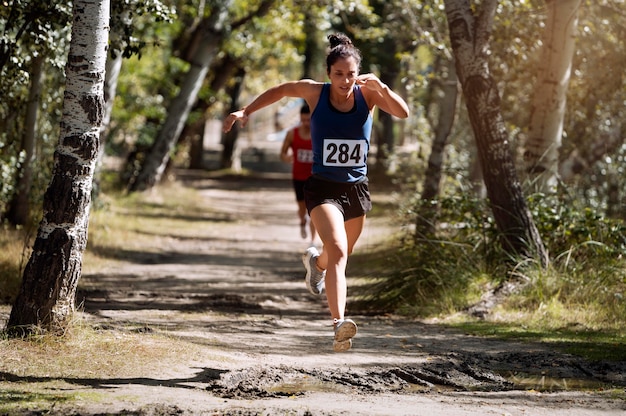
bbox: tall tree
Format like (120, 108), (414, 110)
(220, 67), (246, 170)
(443, 0), (548, 267)
(186, 54), (242, 169)
(523, 0), (582, 192)
(6, 0), (109, 335)
(416, 58), (459, 238)
(94, 0), (173, 195)
(5, 54), (44, 225)
(129, 0), (273, 192)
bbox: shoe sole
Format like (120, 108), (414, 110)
(333, 338), (352, 352)
(334, 320), (357, 343)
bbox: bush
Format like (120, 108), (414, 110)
(357, 190), (626, 330)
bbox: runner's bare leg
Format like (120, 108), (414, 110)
(311, 204), (365, 319)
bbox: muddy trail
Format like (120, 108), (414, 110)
(4, 154), (626, 415)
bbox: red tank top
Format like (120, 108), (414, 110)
(291, 127), (313, 181)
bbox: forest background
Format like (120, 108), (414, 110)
(0, 0), (625, 356)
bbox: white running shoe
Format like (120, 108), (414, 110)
(303, 246), (325, 295)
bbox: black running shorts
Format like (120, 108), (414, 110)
(304, 175), (372, 221)
(293, 179), (307, 201)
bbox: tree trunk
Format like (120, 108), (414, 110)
(415, 59), (458, 238)
(6, 54), (44, 226)
(129, 4), (230, 192)
(444, 0), (548, 267)
(302, 8), (323, 81)
(186, 54), (241, 169)
(6, 0), (109, 336)
(523, 0), (581, 192)
(92, 5), (128, 198)
(220, 68), (245, 170)
(373, 38), (401, 174)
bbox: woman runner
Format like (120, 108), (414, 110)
(223, 32), (409, 352)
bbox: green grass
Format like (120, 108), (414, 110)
(0, 386), (92, 414)
(348, 202), (626, 364)
(443, 319), (626, 361)
(0, 313), (228, 412)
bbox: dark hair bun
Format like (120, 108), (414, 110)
(328, 33), (352, 49)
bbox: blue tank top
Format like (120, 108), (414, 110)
(310, 83), (373, 183)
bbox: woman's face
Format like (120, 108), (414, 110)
(328, 56), (359, 95)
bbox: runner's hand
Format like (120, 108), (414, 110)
(223, 110), (248, 132)
(356, 74), (387, 93)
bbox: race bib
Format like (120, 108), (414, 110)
(322, 138), (366, 167)
(296, 148), (313, 164)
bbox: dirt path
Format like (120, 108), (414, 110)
(6, 164), (625, 415)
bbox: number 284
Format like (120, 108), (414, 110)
(323, 139), (365, 167)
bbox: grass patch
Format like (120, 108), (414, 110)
(0, 226), (34, 304)
(443, 319), (626, 361)
(85, 180), (228, 269)
(349, 238), (495, 317)
(0, 313), (228, 411)
(0, 317), (219, 379)
(348, 226), (626, 363)
(348, 186), (626, 363)
(0, 179), (220, 303)
(0, 385), (91, 414)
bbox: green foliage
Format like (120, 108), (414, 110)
(353, 238), (491, 317)
(110, 0), (175, 59)
(0, 0), (70, 223)
(354, 191), (507, 316)
(356, 184), (626, 335)
(528, 193), (626, 261)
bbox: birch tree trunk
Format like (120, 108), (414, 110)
(444, 0), (548, 267)
(523, 0), (581, 192)
(6, 0), (109, 335)
(93, 5), (129, 194)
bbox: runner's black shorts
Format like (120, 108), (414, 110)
(293, 179), (306, 201)
(304, 175), (372, 221)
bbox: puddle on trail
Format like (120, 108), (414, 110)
(267, 380), (339, 395)
(499, 371), (613, 392)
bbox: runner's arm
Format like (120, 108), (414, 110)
(357, 74), (409, 119)
(223, 80), (320, 133)
(280, 129), (295, 163)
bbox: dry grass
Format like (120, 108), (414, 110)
(85, 182), (213, 266)
(0, 227), (33, 304)
(3, 324), (182, 379)
(0, 313), (227, 411)
(0, 181), (236, 412)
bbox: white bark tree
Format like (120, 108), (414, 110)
(523, 0), (582, 192)
(6, 0), (109, 335)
